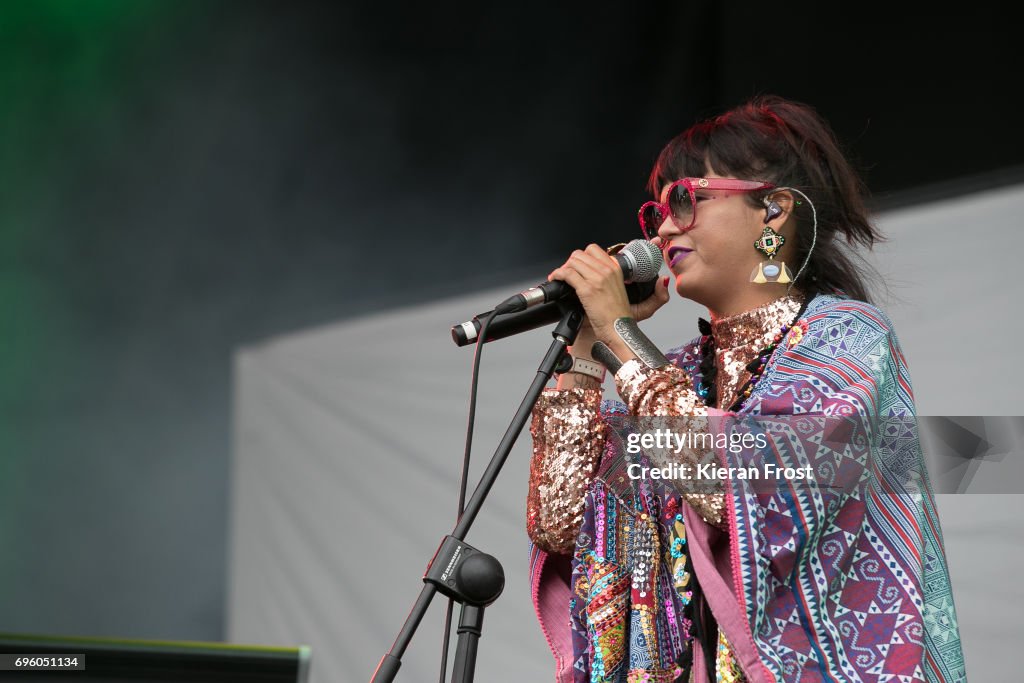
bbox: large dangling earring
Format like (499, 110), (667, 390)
(750, 200), (794, 284)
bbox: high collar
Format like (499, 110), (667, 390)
(707, 293), (806, 350)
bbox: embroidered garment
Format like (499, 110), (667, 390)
(527, 293), (966, 682)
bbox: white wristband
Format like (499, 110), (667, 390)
(562, 356), (606, 383)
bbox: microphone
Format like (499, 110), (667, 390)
(494, 239), (662, 314)
(451, 240), (663, 347)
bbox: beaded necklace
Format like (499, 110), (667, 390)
(696, 297), (810, 411)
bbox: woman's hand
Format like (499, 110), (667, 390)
(548, 244), (670, 350)
(634, 236), (671, 321)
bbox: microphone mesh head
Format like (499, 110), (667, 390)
(622, 239), (663, 282)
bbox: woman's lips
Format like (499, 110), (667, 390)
(667, 246), (693, 268)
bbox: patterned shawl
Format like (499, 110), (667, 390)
(529, 293), (966, 682)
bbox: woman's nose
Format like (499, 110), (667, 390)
(657, 216), (680, 240)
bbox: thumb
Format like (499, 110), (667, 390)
(632, 276), (671, 320)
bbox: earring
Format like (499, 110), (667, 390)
(751, 202), (794, 284)
(750, 188), (817, 293)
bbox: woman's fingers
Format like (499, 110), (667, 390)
(548, 246), (613, 290)
(546, 245), (631, 338)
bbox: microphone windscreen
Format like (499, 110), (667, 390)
(620, 239), (663, 282)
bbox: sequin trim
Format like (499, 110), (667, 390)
(527, 387), (605, 554)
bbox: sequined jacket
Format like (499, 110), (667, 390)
(527, 293), (967, 683)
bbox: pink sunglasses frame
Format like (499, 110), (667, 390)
(638, 177), (775, 239)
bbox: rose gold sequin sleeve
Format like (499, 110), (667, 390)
(614, 360), (726, 528)
(527, 387), (605, 555)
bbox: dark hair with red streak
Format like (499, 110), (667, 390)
(648, 95), (884, 303)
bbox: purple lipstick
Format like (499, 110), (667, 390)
(667, 246), (693, 268)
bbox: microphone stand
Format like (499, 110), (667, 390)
(371, 302), (586, 683)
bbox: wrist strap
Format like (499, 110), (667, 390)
(561, 356), (606, 382)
